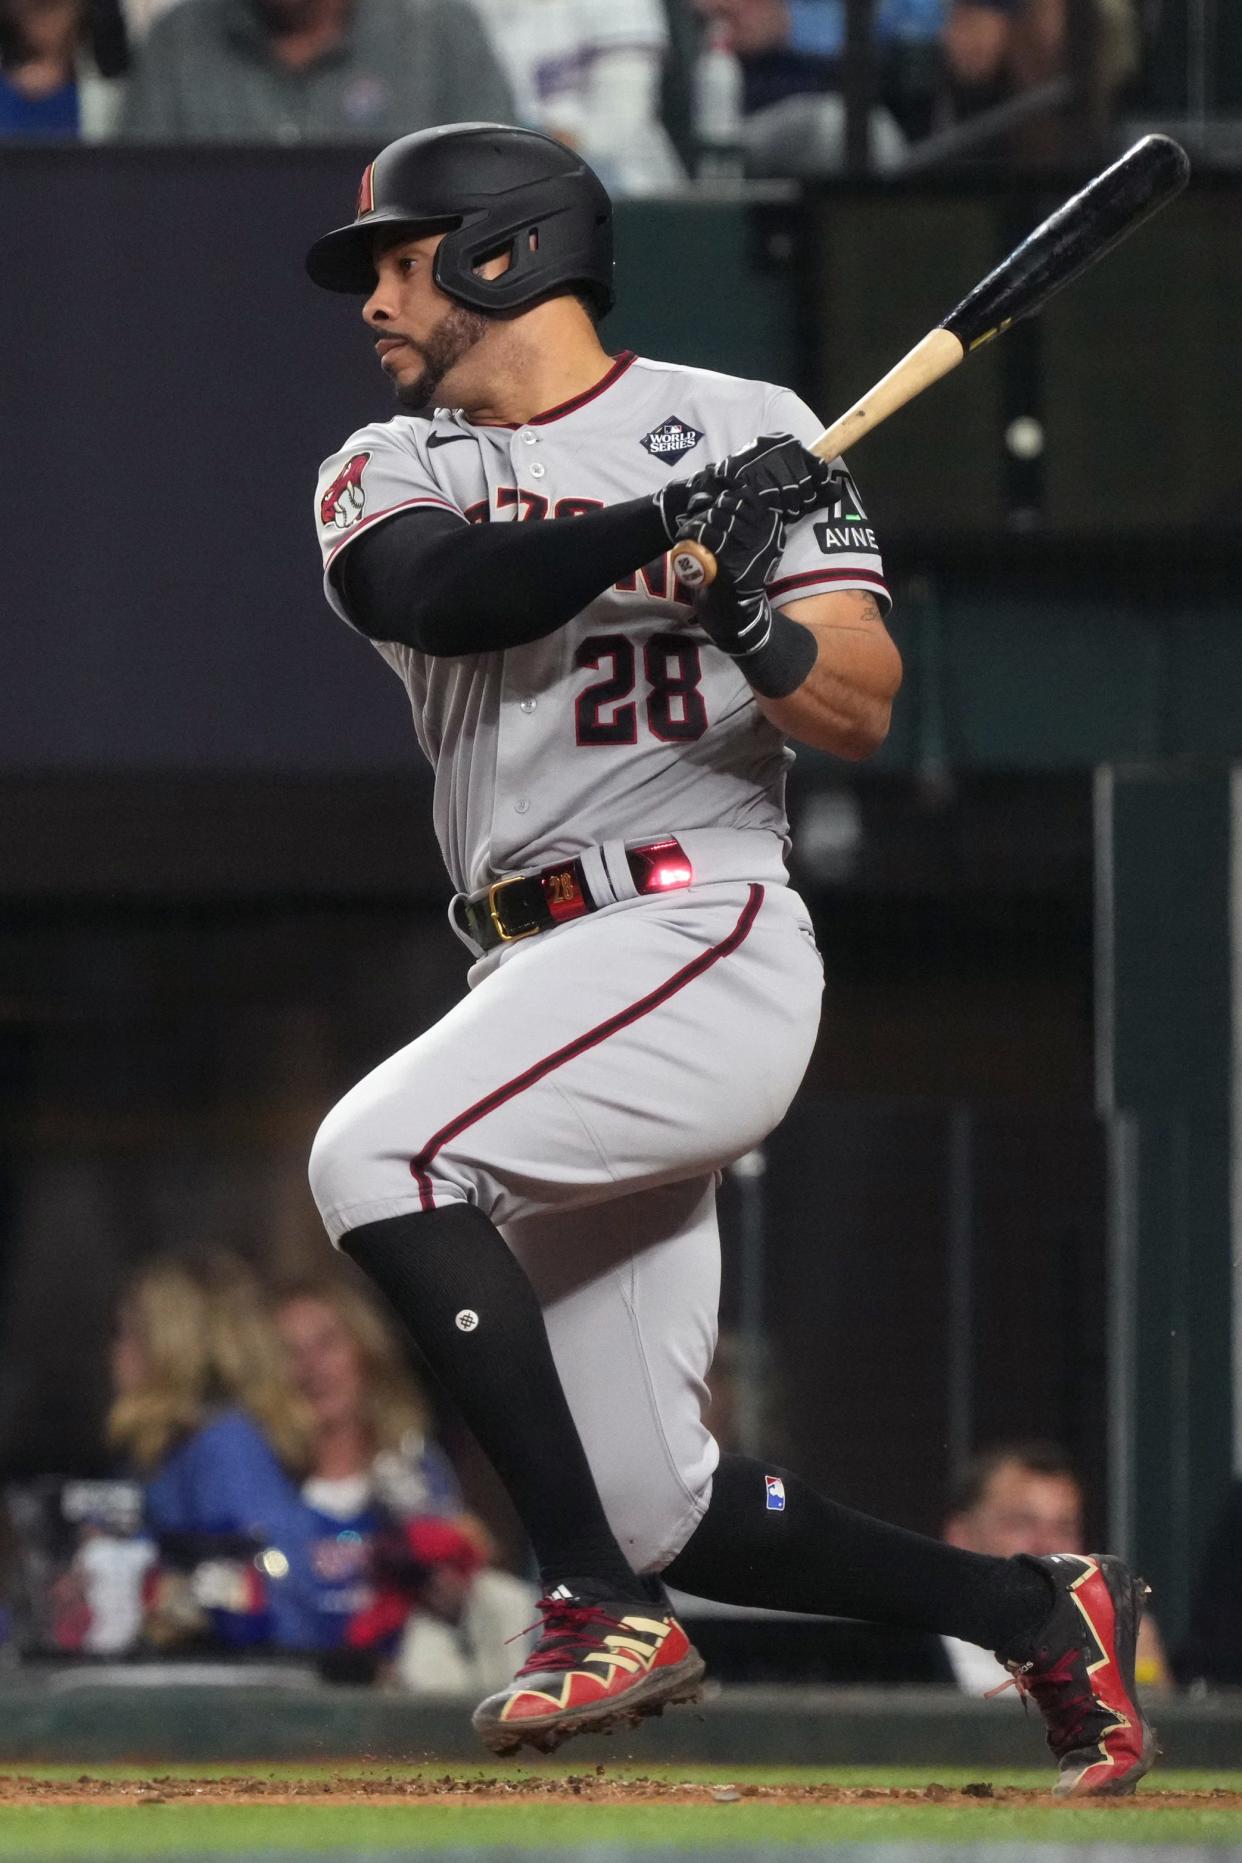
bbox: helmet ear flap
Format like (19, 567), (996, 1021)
(431, 193), (612, 318)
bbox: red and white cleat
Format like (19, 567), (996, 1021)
(471, 1581), (706, 1757)
(997, 1552), (1158, 1796)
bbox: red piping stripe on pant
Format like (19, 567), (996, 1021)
(409, 884), (765, 1211)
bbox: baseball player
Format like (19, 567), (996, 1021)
(305, 122), (1152, 1791)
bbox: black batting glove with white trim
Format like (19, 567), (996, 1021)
(653, 432), (835, 544)
(675, 484), (786, 660)
(719, 433), (838, 519)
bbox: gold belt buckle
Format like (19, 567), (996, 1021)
(486, 876), (540, 944)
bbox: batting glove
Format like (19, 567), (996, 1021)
(674, 483), (786, 660)
(654, 433), (834, 544)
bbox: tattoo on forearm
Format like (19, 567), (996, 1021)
(810, 591), (887, 636)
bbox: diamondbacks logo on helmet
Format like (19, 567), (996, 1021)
(356, 162), (376, 217)
(640, 418), (704, 467)
(320, 452), (370, 530)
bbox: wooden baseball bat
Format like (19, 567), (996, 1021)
(671, 134), (1190, 591)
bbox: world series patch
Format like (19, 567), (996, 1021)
(640, 417), (704, 466)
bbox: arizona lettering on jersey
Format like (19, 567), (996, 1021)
(314, 351), (889, 896)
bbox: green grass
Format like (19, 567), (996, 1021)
(0, 1765), (1238, 1856)
(3, 1801), (1242, 1855)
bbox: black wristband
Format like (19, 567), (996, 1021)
(729, 607), (818, 700)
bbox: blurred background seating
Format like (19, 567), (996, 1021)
(2, 0), (1235, 181)
(3, 1252), (533, 1685)
(118, 0), (514, 143)
(468, 0), (686, 194)
(687, 0), (1142, 175)
(0, 0), (127, 135)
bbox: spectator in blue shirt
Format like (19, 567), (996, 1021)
(0, 0), (126, 137)
(274, 1275), (536, 1686)
(108, 1251), (523, 1669)
(108, 1249), (325, 1651)
(273, 1275), (467, 1644)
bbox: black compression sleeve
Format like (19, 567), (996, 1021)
(334, 497), (671, 655)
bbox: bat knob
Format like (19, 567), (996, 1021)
(671, 541), (716, 590)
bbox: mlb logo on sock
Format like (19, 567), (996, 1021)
(764, 1475), (786, 1512)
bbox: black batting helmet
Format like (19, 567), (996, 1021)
(305, 121), (615, 318)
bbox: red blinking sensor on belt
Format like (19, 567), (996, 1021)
(630, 839), (693, 894)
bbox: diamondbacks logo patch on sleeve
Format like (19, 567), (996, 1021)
(320, 451), (369, 531)
(640, 418), (705, 466)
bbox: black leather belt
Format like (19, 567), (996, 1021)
(456, 838), (693, 954)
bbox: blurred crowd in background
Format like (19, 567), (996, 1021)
(4, 1248), (540, 1689)
(1, 1241), (1238, 1693)
(0, 0), (1237, 175)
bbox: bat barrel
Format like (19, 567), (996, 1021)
(673, 136), (1190, 597)
(941, 134), (1190, 353)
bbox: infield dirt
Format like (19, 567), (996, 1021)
(1, 1772), (1238, 1812)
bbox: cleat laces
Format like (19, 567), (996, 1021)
(511, 1597), (629, 1677)
(988, 1652), (1100, 1754)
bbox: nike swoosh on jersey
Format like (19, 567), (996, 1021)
(427, 433), (472, 449)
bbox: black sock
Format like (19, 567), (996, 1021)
(342, 1207), (642, 1599)
(663, 1454), (1054, 1652)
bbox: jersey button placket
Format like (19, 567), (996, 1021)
(496, 420), (538, 861)
(505, 422), (550, 855)
(513, 429), (545, 487)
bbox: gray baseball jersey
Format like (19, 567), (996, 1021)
(309, 352), (887, 1572)
(314, 350), (888, 896)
